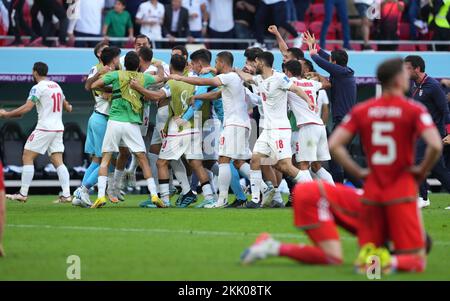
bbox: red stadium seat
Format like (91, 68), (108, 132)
(398, 44), (416, 51)
(293, 21), (307, 33)
(309, 3), (325, 20)
(309, 21), (337, 40)
(416, 44), (428, 51)
(399, 22), (410, 40)
(350, 43), (362, 51)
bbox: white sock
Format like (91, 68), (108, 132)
(107, 172), (115, 194)
(239, 162), (251, 179)
(206, 169), (217, 194)
(98, 176), (107, 198)
(314, 168), (335, 185)
(159, 182), (170, 202)
(273, 188), (282, 203)
(170, 159), (190, 195)
(250, 169), (262, 203)
(146, 177), (158, 197)
(294, 170), (313, 183)
(127, 154), (138, 174)
(147, 152), (159, 182)
(211, 162), (219, 176)
(218, 163), (232, 201)
(169, 169), (174, 191)
(20, 165), (34, 196)
(201, 182), (214, 201)
(114, 169), (125, 190)
(56, 165), (71, 197)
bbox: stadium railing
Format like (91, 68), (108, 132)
(1, 36), (449, 51)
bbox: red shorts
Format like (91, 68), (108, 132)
(292, 182), (339, 244)
(358, 201), (425, 252)
(363, 175), (418, 204)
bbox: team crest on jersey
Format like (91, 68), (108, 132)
(419, 89), (423, 97)
(283, 76), (290, 83)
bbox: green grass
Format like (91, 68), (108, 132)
(1, 193), (449, 281)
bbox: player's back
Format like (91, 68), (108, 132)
(341, 95), (434, 202)
(217, 72), (249, 128)
(31, 80), (65, 131)
(288, 78), (323, 126)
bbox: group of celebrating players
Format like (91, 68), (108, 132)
(0, 25), (443, 274)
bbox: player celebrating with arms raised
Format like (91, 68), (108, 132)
(329, 58), (443, 274)
(0, 62), (73, 204)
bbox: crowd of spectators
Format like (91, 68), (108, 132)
(0, 0), (448, 50)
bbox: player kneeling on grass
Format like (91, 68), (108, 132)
(0, 62), (73, 204)
(90, 51), (165, 208)
(131, 54), (216, 208)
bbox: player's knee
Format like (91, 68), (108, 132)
(299, 161), (310, 170)
(156, 159), (168, 169)
(311, 162), (321, 172)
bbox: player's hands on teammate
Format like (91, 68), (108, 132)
(99, 65), (112, 76)
(130, 78), (142, 90)
(174, 116), (188, 127)
(169, 74), (183, 81)
(200, 66), (216, 75)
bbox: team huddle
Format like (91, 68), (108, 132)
(0, 26), (444, 275)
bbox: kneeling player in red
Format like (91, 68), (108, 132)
(240, 181), (361, 266)
(329, 58), (443, 274)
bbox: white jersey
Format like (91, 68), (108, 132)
(252, 72), (292, 130)
(217, 72), (250, 129)
(317, 89), (329, 118)
(88, 65), (110, 115)
(28, 80), (66, 131)
(288, 78), (323, 126)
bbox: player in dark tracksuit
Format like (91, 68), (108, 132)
(405, 55), (450, 203)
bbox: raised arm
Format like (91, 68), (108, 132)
(169, 74), (222, 87)
(268, 25), (289, 58)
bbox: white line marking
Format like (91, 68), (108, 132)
(7, 224), (450, 246)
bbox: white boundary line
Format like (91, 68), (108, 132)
(7, 224), (450, 246)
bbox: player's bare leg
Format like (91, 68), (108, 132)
(310, 162), (334, 185)
(91, 152), (113, 208)
(294, 161), (313, 182)
(241, 233), (343, 265)
(108, 147), (129, 202)
(50, 152), (72, 203)
(6, 149), (40, 203)
(132, 151), (161, 207)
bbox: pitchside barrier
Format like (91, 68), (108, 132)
(0, 48), (448, 190)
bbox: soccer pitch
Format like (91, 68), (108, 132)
(1, 194), (449, 281)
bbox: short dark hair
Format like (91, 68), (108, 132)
(100, 46), (121, 65)
(94, 41), (109, 59)
(287, 47), (304, 60)
(124, 51), (140, 71)
(244, 47), (264, 62)
(138, 46), (153, 62)
(116, 0), (126, 6)
(33, 62), (48, 76)
(190, 49), (211, 64)
(284, 60), (302, 77)
(217, 51), (234, 66)
(331, 49), (348, 66)
(170, 54), (187, 72)
(300, 58), (315, 73)
(256, 51), (274, 68)
(404, 55), (425, 72)
(172, 45), (188, 59)
(135, 34), (151, 44)
(376, 57), (404, 88)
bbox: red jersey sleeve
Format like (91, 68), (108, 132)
(0, 161), (4, 191)
(339, 109), (360, 134)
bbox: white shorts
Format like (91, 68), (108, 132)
(159, 130), (203, 160)
(102, 120), (146, 153)
(218, 125), (252, 160)
(25, 129), (64, 155)
(202, 118), (221, 161)
(291, 130), (299, 155)
(253, 129), (292, 163)
(295, 124), (331, 162)
(150, 105), (169, 145)
(140, 105), (151, 137)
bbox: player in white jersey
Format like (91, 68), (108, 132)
(236, 51), (316, 208)
(0, 62), (73, 203)
(283, 60), (334, 185)
(170, 51), (253, 208)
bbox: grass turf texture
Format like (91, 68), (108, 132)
(1, 193), (449, 281)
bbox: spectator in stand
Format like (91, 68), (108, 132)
(429, 0), (450, 51)
(295, 0), (311, 21)
(8, 0), (42, 46)
(354, 0), (374, 50)
(34, 0), (69, 47)
(320, 0), (352, 50)
(254, 0), (303, 48)
(408, 0), (421, 39)
(234, 0), (257, 41)
(72, 0), (105, 48)
(303, 31), (358, 185)
(162, 0), (192, 41)
(378, 0), (404, 51)
(182, 0), (209, 38)
(136, 0), (165, 43)
(208, 0), (235, 49)
(102, 0), (134, 47)
(126, 0), (146, 35)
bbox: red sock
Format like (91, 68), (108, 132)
(393, 254), (426, 272)
(279, 244), (342, 265)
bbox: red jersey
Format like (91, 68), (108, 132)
(340, 95), (435, 203)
